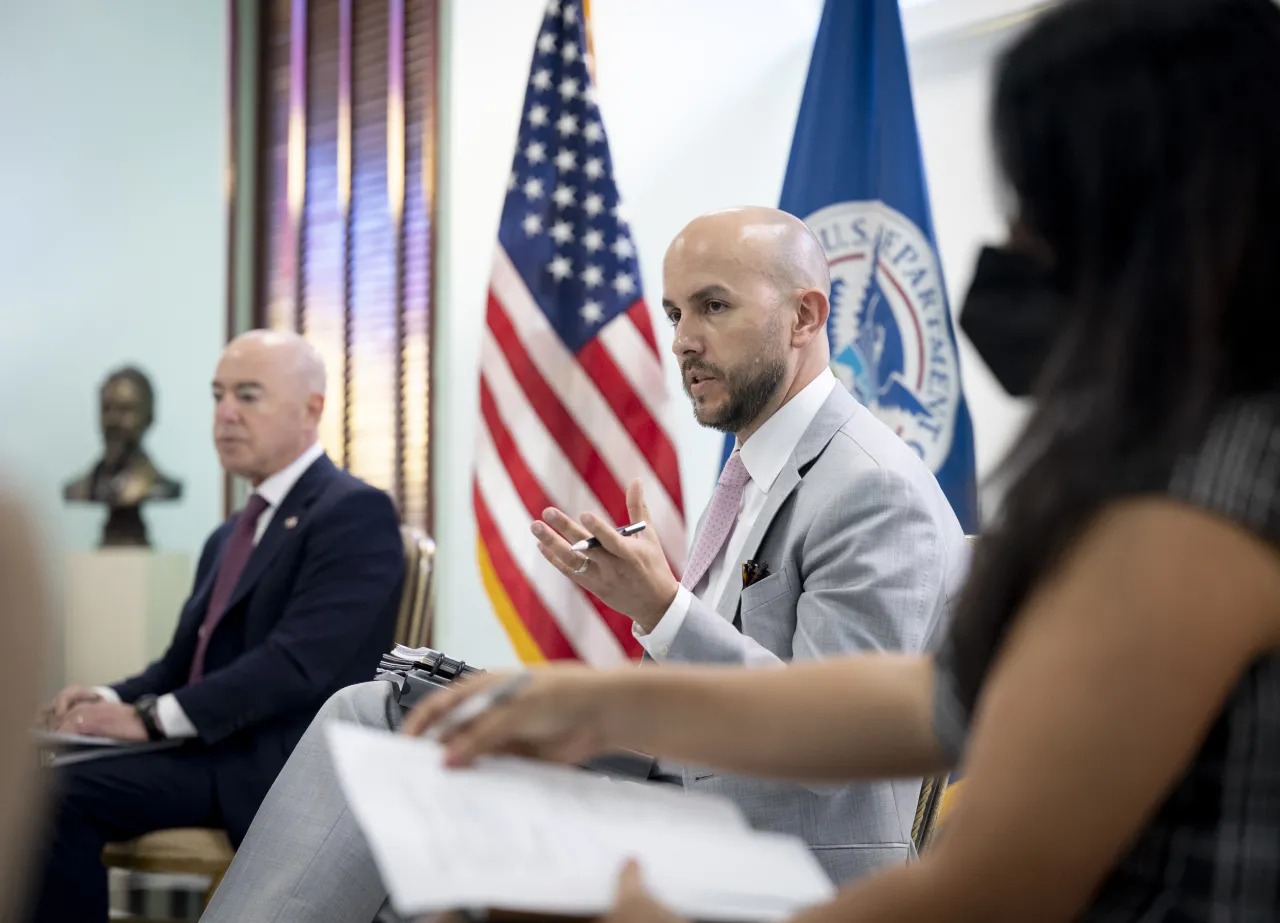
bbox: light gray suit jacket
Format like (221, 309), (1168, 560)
(662, 384), (969, 884)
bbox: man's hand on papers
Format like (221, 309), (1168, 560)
(606, 860), (689, 923)
(531, 479), (678, 633)
(400, 667), (621, 767)
(36, 684), (102, 730)
(58, 702), (148, 742)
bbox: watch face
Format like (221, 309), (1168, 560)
(135, 697), (162, 739)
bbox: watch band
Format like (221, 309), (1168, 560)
(133, 695), (165, 741)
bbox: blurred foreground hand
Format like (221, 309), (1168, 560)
(400, 666), (629, 768)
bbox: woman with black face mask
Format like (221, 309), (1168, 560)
(958, 227), (1065, 399)
(404, 0), (1280, 919)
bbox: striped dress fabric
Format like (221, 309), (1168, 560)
(934, 397), (1280, 921)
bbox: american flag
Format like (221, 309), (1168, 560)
(474, 0), (686, 665)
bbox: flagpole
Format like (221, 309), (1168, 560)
(582, 0), (598, 86)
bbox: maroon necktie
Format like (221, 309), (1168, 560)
(188, 494), (270, 683)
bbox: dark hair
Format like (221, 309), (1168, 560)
(950, 0), (1280, 709)
(101, 366), (156, 425)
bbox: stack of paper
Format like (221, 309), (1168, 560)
(389, 643), (434, 661)
(327, 723), (835, 922)
(32, 729), (182, 767)
(33, 730), (130, 748)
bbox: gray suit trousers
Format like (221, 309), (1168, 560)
(200, 681), (401, 923)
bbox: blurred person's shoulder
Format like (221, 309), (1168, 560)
(1169, 394), (1280, 546)
(302, 461), (400, 531)
(0, 482), (36, 549)
(0, 483), (45, 600)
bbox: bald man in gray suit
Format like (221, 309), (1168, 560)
(201, 208), (968, 923)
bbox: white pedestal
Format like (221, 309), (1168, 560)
(64, 550), (192, 688)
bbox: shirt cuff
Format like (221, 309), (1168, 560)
(633, 586), (693, 660)
(156, 693), (199, 739)
(93, 686), (121, 704)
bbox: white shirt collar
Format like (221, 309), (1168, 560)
(253, 441), (325, 509)
(737, 368), (837, 494)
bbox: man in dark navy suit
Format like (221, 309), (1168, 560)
(28, 329), (405, 923)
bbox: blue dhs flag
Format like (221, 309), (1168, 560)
(724, 0), (978, 531)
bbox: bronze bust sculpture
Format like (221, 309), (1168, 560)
(63, 367), (182, 547)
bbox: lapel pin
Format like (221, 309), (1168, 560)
(284, 516), (298, 530)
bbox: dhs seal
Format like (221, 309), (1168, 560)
(806, 201), (960, 472)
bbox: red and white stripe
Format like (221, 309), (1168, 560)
(475, 248), (687, 663)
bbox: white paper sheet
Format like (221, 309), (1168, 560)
(390, 644), (434, 661)
(33, 730), (133, 747)
(326, 723), (836, 921)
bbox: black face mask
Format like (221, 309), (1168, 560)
(958, 245), (1069, 397)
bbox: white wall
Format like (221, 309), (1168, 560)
(0, 3), (228, 646)
(433, 0), (1032, 666)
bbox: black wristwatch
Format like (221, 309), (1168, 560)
(133, 695), (165, 741)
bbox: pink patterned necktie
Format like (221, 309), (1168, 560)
(682, 450), (751, 591)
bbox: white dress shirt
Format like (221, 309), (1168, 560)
(636, 370), (837, 657)
(96, 442), (326, 737)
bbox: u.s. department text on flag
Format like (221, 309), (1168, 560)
(474, 0), (686, 665)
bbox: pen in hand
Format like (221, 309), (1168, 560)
(423, 672), (533, 743)
(569, 521), (647, 553)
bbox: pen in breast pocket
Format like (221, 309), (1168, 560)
(569, 521), (647, 553)
(424, 671), (533, 742)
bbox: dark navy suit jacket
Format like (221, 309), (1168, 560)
(111, 455), (404, 841)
